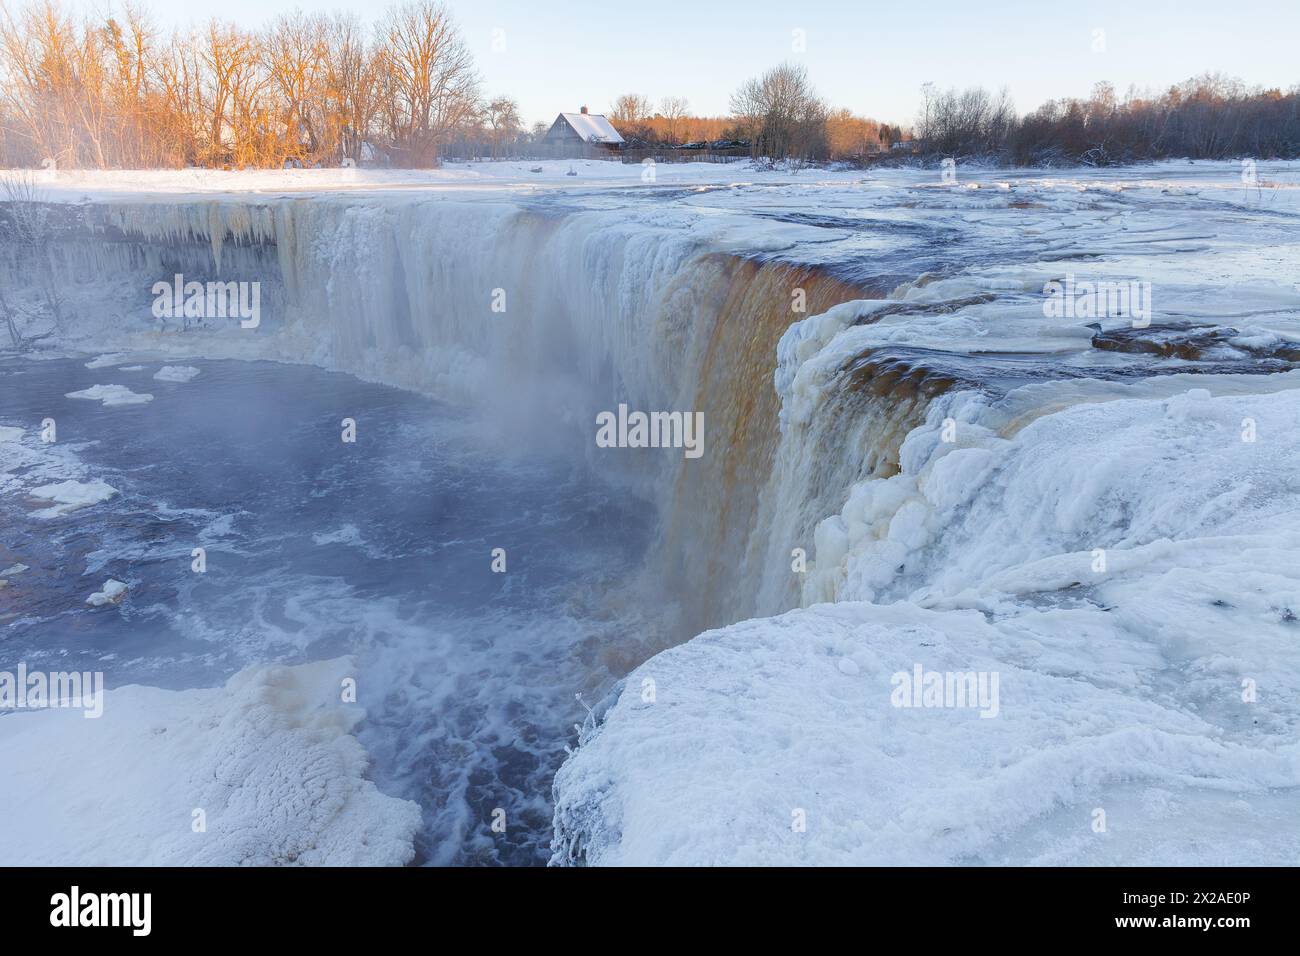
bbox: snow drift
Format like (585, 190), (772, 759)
(550, 378), (1300, 864)
(0, 658), (421, 865)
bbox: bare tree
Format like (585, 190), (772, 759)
(609, 92), (654, 140)
(914, 85), (1013, 157)
(321, 11), (379, 165)
(102, 4), (164, 166)
(729, 62), (828, 162)
(609, 93), (652, 126)
(484, 95), (520, 159)
(825, 107), (881, 161)
(263, 11), (330, 165)
(0, 0), (91, 165)
(196, 20), (264, 167)
(660, 95), (688, 144)
(375, 0), (478, 166)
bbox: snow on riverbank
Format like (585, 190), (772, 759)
(553, 603), (1300, 866)
(19, 158), (1300, 205)
(551, 382), (1300, 865)
(0, 658), (421, 865)
(12, 159), (859, 202)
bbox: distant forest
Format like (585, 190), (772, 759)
(0, 0), (1296, 169)
(915, 76), (1300, 166)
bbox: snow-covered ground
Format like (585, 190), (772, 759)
(0, 658), (421, 865)
(3, 159), (1299, 866)
(545, 161), (1300, 866)
(22, 156), (1300, 200)
(553, 383), (1300, 865)
(17, 158), (867, 201)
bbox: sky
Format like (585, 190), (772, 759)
(133, 0), (1300, 127)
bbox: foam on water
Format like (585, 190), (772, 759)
(0, 357), (656, 865)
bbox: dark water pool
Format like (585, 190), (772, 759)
(0, 355), (656, 864)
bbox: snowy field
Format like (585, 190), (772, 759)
(2, 159), (1299, 866)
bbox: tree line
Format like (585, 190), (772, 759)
(0, 0), (485, 168)
(721, 66), (1300, 166)
(0, 2), (898, 169)
(918, 75), (1300, 165)
(1, 0), (1296, 169)
(610, 67), (900, 161)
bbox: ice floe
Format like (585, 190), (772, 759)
(65, 384), (153, 406)
(28, 479), (119, 518)
(85, 579), (128, 606)
(153, 365), (200, 382)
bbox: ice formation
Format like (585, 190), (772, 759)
(552, 384), (1300, 865)
(85, 579), (128, 606)
(0, 658), (422, 866)
(29, 479), (119, 517)
(4, 160), (1299, 865)
(153, 365), (200, 382)
(65, 383), (154, 406)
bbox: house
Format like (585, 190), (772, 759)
(544, 106), (624, 152)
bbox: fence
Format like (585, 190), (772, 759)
(617, 146), (750, 165)
(435, 142), (752, 165)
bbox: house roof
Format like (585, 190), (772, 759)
(556, 112), (624, 144)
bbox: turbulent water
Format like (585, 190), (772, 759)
(14, 194), (891, 631)
(0, 355), (656, 865)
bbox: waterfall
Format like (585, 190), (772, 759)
(3, 194), (956, 637)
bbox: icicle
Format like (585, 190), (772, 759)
(208, 204), (224, 273)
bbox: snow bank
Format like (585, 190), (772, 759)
(0, 658), (421, 866)
(553, 601), (1300, 866)
(553, 384), (1300, 865)
(26, 159), (1300, 207)
(25, 160), (829, 203)
(806, 384), (1300, 608)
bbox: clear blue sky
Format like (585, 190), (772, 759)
(136, 0), (1299, 127)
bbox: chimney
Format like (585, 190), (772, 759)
(580, 105), (589, 115)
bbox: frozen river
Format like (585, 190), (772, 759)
(3, 160), (1300, 866)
